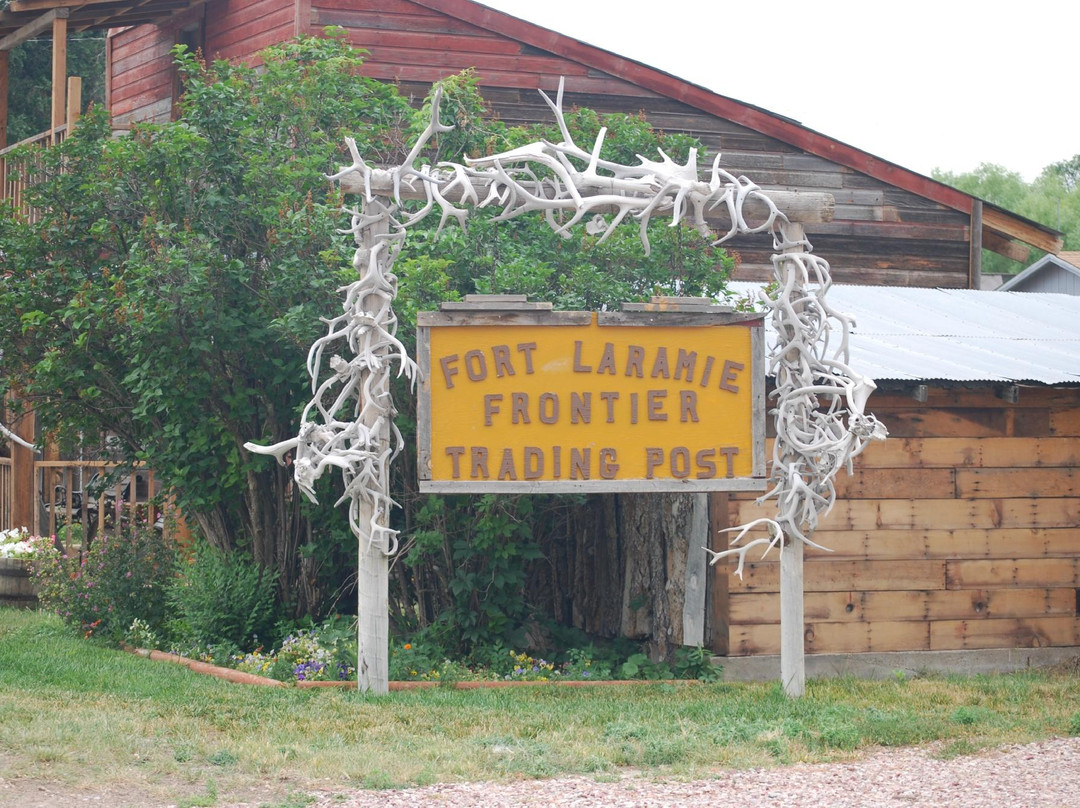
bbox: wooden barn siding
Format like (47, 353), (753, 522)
(725, 386), (1080, 656)
(109, 0), (294, 125)
(205, 0), (296, 61)
(107, 0), (973, 287)
(324, 0), (973, 289)
(110, 24), (179, 123)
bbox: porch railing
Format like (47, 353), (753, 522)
(0, 75), (80, 221)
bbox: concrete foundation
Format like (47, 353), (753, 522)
(718, 647), (1080, 682)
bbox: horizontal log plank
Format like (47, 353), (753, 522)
(803, 527), (1080, 560)
(728, 559), (945, 594)
(731, 264), (969, 288)
(929, 616), (1080, 651)
(869, 388), (1080, 410)
(832, 468), (954, 499)
(956, 468), (1080, 498)
(946, 558), (1080, 589)
(881, 409), (1012, 438)
(730, 588), (1076, 624)
(730, 620), (930, 656)
(852, 437), (1080, 469)
(1051, 408), (1080, 436)
(731, 497), (1080, 531)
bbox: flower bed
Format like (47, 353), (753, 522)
(0, 528), (48, 607)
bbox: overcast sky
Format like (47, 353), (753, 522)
(476, 0), (1077, 182)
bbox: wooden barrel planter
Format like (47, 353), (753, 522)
(0, 558), (38, 608)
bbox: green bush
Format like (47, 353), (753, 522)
(167, 539), (278, 651)
(31, 527), (172, 641)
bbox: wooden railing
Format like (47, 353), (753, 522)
(1, 76), (80, 221)
(0, 457), (173, 543)
(35, 461), (170, 544)
(0, 125), (67, 224)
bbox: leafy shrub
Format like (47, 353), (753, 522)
(167, 539), (278, 651)
(31, 527), (172, 641)
(672, 645), (723, 682)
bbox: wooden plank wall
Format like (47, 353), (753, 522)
(725, 385), (1080, 656)
(109, 0), (294, 125)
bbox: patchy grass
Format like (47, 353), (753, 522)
(2, 609), (1078, 805)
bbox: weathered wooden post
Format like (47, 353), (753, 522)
(779, 223), (807, 697)
(356, 206), (391, 693)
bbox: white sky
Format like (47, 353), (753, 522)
(476, 0), (1078, 182)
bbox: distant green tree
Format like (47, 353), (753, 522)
(935, 157), (1080, 273)
(3, 31), (106, 145)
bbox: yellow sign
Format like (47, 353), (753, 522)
(418, 308), (765, 493)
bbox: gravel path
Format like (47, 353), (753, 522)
(305, 737), (1080, 808)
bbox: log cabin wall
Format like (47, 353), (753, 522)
(109, 0), (295, 126)
(723, 384), (1080, 657)
(106, 0), (978, 289)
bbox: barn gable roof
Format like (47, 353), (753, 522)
(408, 0), (1060, 256)
(998, 253), (1080, 294)
(2, 0), (1062, 260)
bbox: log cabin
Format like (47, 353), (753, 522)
(1, 0), (1076, 670)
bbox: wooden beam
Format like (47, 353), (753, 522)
(982, 229), (1032, 264)
(681, 493), (708, 647)
(338, 170), (835, 225)
(983, 205), (1063, 254)
(0, 50), (8, 149)
(9, 0), (91, 12)
(0, 7), (67, 52)
(66, 74), (81, 127)
(10, 405), (36, 533)
(50, 11), (67, 135)
(779, 223), (806, 698)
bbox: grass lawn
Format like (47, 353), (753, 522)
(2, 608), (1079, 807)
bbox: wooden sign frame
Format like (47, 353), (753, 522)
(417, 296), (767, 494)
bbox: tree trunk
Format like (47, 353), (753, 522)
(559, 492), (702, 661)
(617, 492), (696, 661)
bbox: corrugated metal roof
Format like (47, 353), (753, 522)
(724, 283), (1080, 384)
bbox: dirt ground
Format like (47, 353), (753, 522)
(4, 737), (1080, 808)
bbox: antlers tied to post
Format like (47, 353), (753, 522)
(246, 77), (885, 557)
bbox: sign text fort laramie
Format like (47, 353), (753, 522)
(417, 296), (767, 494)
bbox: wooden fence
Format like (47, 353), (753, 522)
(0, 457), (169, 542)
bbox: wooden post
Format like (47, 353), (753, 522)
(50, 12), (67, 140)
(682, 492), (709, 647)
(969, 200), (983, 290)
(780, 222), (807, 698)
(66, 76), (82, 129)
(10, 406), (36, 533)
(356, 209), (390, 695)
